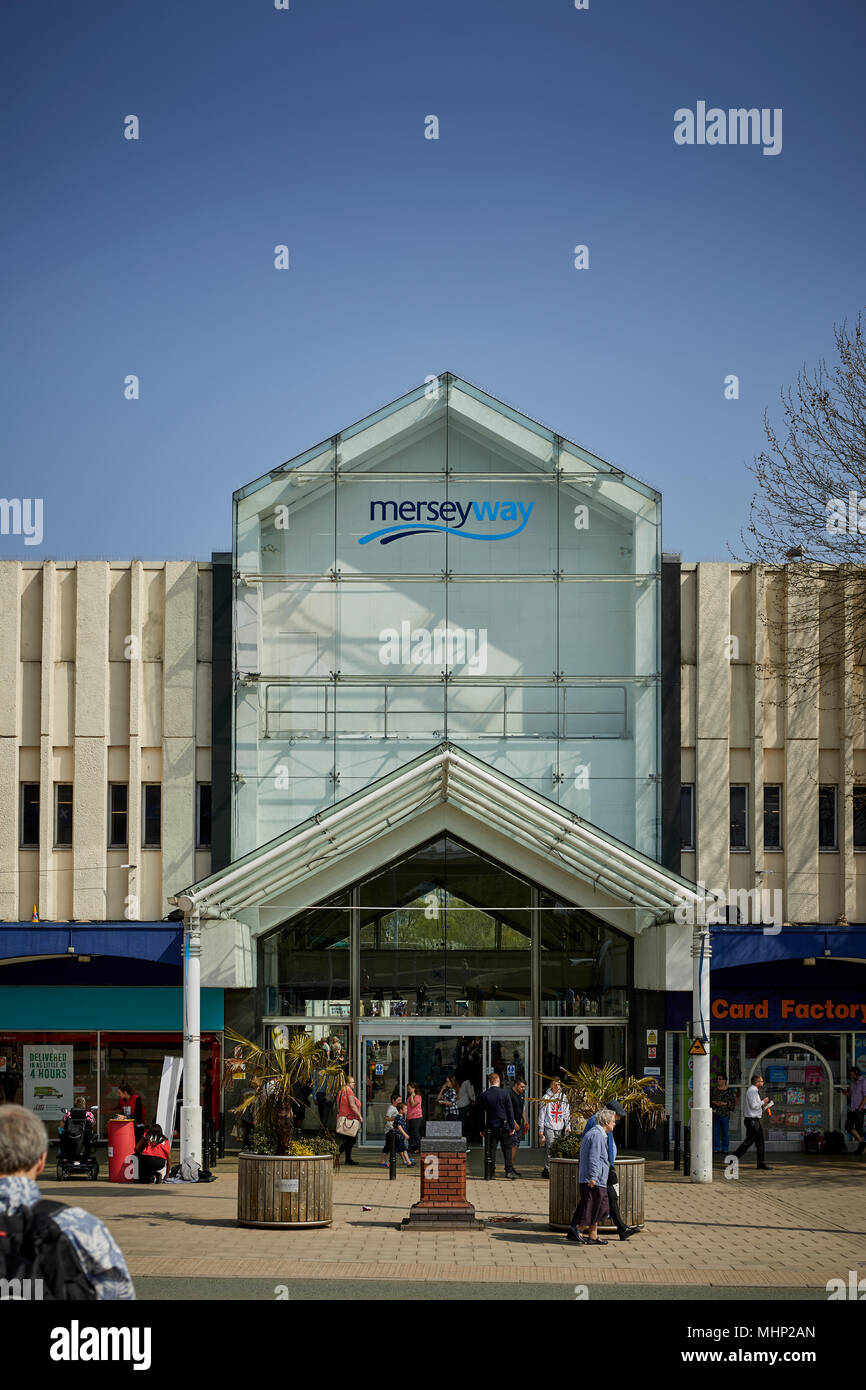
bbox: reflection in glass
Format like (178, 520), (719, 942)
(539, 892), (630, 1017)
(360, 837), (530, 1018)
(261, 896), (351, 1017)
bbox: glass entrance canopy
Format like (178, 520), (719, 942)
(233, 374), (662, 860)
(260, 834), (631, 1021)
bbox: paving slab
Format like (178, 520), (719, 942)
(36, 1151), (866, 1291)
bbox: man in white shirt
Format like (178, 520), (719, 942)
(733, 1074), (772, 1170)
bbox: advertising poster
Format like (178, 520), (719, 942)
(23, 1044), (74, 1124)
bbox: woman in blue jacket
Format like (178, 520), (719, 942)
(568, 1108), (617, 1246)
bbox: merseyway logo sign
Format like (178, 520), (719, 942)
(358, 498), (534, 547)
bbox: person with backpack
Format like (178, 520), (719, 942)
(0, 1104), (134, 1299)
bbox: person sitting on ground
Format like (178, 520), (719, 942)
(133, 1123), (171, 1184)
(0, 1104), (135, 1299)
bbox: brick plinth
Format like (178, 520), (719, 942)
(403, 1141), (482, 1230)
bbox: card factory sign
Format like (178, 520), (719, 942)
(668, 990), (866, 1031)
(710, 994), (866, 1028)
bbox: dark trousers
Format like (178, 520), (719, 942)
(136, 1154), (166, 1183)
(338, 1134), (357, 1161)
(407, 1118), (422, 1153)
(606, 1174), (626, 1235)
(316, 1093), (331, 1127)
(734, 1116), (766, 1165)
(488, 1128), (515, 1173)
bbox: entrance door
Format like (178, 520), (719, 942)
(358, 1027), (531, 1145)
(360, 1036), (405, 1145)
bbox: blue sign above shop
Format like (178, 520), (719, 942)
(667, 989), (866, 1031)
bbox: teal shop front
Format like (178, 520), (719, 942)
(0, 985), (224, 1142)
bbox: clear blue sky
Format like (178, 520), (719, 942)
(1, 0), (864, 561)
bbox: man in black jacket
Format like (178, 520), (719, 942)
(479, 1074), (518, 1178)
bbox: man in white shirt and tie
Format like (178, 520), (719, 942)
(733, 1074), (772, 1170)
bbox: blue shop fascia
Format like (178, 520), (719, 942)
(664, 924), (866, 1154)
(0, 924), (224, 1138)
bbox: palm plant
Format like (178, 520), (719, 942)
(223, 1026), (346, 1156)
(534, 1062), (665, 1158)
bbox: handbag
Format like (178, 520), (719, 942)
(336, 1114), (360, 1138)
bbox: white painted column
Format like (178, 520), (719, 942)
(181, 908), (202, 1168)
(690, 921), (713, 1183)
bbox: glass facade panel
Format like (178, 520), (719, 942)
(446, 473), (557, 577)
(261, 895), (351, 1017)
(338, 474), (448, 574)
(358, 838), (531, 1019)
(233, 376), (662, 860)
(539, 892), (630, 1017)
(542, 1024), (626, 1084)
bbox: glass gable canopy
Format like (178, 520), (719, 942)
(233, 374), (661, 859)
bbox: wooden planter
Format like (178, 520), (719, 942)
(237, 1152), (333, 1228)
(549, 1156), (645, 1232)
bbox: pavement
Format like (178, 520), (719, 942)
(37, 1150), (866, 1300)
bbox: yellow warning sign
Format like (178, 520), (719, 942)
(688, 1037), (707, 1057)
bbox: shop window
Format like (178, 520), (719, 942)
(108, 783), (128, 848)
(854, 786), (866, 850)
(54, 783), (73, 848)
(730, 785), (749, 851)
(819, 785), (838, 850)
(764, 784), (782, 850)
(142, 784), (161, 848)
(196, 783), (212, 849)
(680, 784), (695, 851)
(20, 783), (40, 848)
